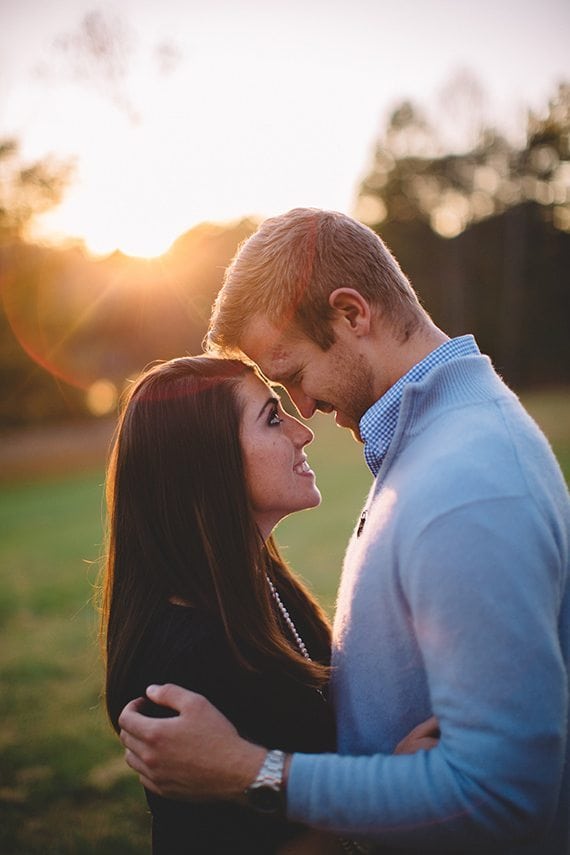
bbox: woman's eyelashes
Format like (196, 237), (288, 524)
(268, 405), (284, 426)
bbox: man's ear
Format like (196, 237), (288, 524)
(328, 288), (371, 336)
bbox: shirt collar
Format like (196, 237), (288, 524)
(360, 335), (480, 476)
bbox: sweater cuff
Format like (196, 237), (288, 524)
(286, 752), (318, 823)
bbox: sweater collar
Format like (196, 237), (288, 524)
(360, 335), (480, 476)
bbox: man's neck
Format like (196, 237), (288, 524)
(368, 321), (449, 402)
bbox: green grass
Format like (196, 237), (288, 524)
(0, 471), (150, 854)
(0, 390), (568, 853)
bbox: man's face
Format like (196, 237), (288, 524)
(239, 315), (375, 442)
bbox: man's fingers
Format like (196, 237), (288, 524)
(118, 696), (149, 734)
(123, 748), (162, 794)
(118, 686), (204, 743)
(124, 746), (148, 776)
(116, 683), (246, 801)
(145, 683), (204, 713)
(120, 727), (150, 758)
(123, 741), (168, 792)
(137, 773), (162, 795)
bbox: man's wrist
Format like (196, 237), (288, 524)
(243, 748), (291, 815)
(226, 740), (267, 801)
(283, 752), (292, 787)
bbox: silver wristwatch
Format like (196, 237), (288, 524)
(244, 749), (286, 814)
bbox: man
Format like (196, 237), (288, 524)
(119, 209), (570, 852)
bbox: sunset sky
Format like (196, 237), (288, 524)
(1, 0), (569, 257)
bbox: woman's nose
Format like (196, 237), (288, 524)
(289, 416), (314, 446)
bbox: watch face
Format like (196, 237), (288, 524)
(248, 785), (282, 814)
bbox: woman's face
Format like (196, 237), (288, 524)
(238, 372), (321, 539)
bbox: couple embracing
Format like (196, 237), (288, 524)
(101, 209), (570, 854)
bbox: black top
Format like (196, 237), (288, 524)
(124, 599), (336, 854)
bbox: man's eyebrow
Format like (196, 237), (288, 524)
(267, 347), (296, 382)
(257, 395), (280, 420)
(272, 368), (301, 387)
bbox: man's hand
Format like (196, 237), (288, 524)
(118, 684), (266, 801)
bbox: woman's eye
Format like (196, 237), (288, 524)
(268, 408), (283, 426)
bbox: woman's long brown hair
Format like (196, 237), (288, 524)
(100, 356), (331, 730)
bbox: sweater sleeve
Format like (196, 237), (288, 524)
(286, 496), (568, 849)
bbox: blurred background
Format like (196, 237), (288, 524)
(1, 0), (569, 851)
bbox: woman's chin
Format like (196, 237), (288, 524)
(302, 488), (322, 511)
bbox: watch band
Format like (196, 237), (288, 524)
(244, 749), (286, 814)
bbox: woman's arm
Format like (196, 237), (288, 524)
(276, 717), (440, 854)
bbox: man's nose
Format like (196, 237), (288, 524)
(287, 388), (317, 419)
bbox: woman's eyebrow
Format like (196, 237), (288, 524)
(257, 396), (280, 420)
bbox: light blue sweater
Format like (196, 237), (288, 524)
(288, 355), (570, 853)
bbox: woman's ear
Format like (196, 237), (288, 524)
(328, 288), (371, 336)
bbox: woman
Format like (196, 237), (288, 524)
(101, 355), (338, 853)
(101, 355), (436, 854)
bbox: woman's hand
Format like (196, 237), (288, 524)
(276, 719), (440, 854)
(393, 715), (440, 754)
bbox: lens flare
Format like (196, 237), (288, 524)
(1, 254), (114, 390)
(86, 379), (118, 416)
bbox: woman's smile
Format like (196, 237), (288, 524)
(293, 456), (314, 477)
(239, 373), (321, 539)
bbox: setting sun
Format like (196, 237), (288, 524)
(31, 186), (182, 258)
(6, 2), (567, 259)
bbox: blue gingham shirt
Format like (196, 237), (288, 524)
(360, 335), (480, 476)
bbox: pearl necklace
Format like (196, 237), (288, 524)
(266, 575), (311, 661)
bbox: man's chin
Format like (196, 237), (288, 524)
(334, 411), (363, 443)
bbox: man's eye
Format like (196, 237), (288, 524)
(268, 408), (283, 426)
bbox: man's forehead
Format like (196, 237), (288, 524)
(255, 344), (296, 384)
(268, 343), (294, 365)
(240, 318), (297, 375)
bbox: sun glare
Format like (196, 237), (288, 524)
(30, 190), (183, 259)
(84, 225), (175, 259)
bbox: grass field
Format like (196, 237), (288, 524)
(0, 390), (568, 853)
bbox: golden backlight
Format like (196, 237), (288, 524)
(9, 2), (570, 260)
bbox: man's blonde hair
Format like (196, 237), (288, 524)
(207, 208), (424, 354)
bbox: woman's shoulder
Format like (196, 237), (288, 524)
(146, 602), (234, 668)
(154, 601), (221, 642)
(132, 602), (230, 695)
(139, 600), (336, 748)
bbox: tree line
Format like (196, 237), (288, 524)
(1, 82), (568, 428)
(355, 81), (570, 389)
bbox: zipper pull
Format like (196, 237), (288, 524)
(356, 510), (367, 538)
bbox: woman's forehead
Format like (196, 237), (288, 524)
(238, 371), (274, 403)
